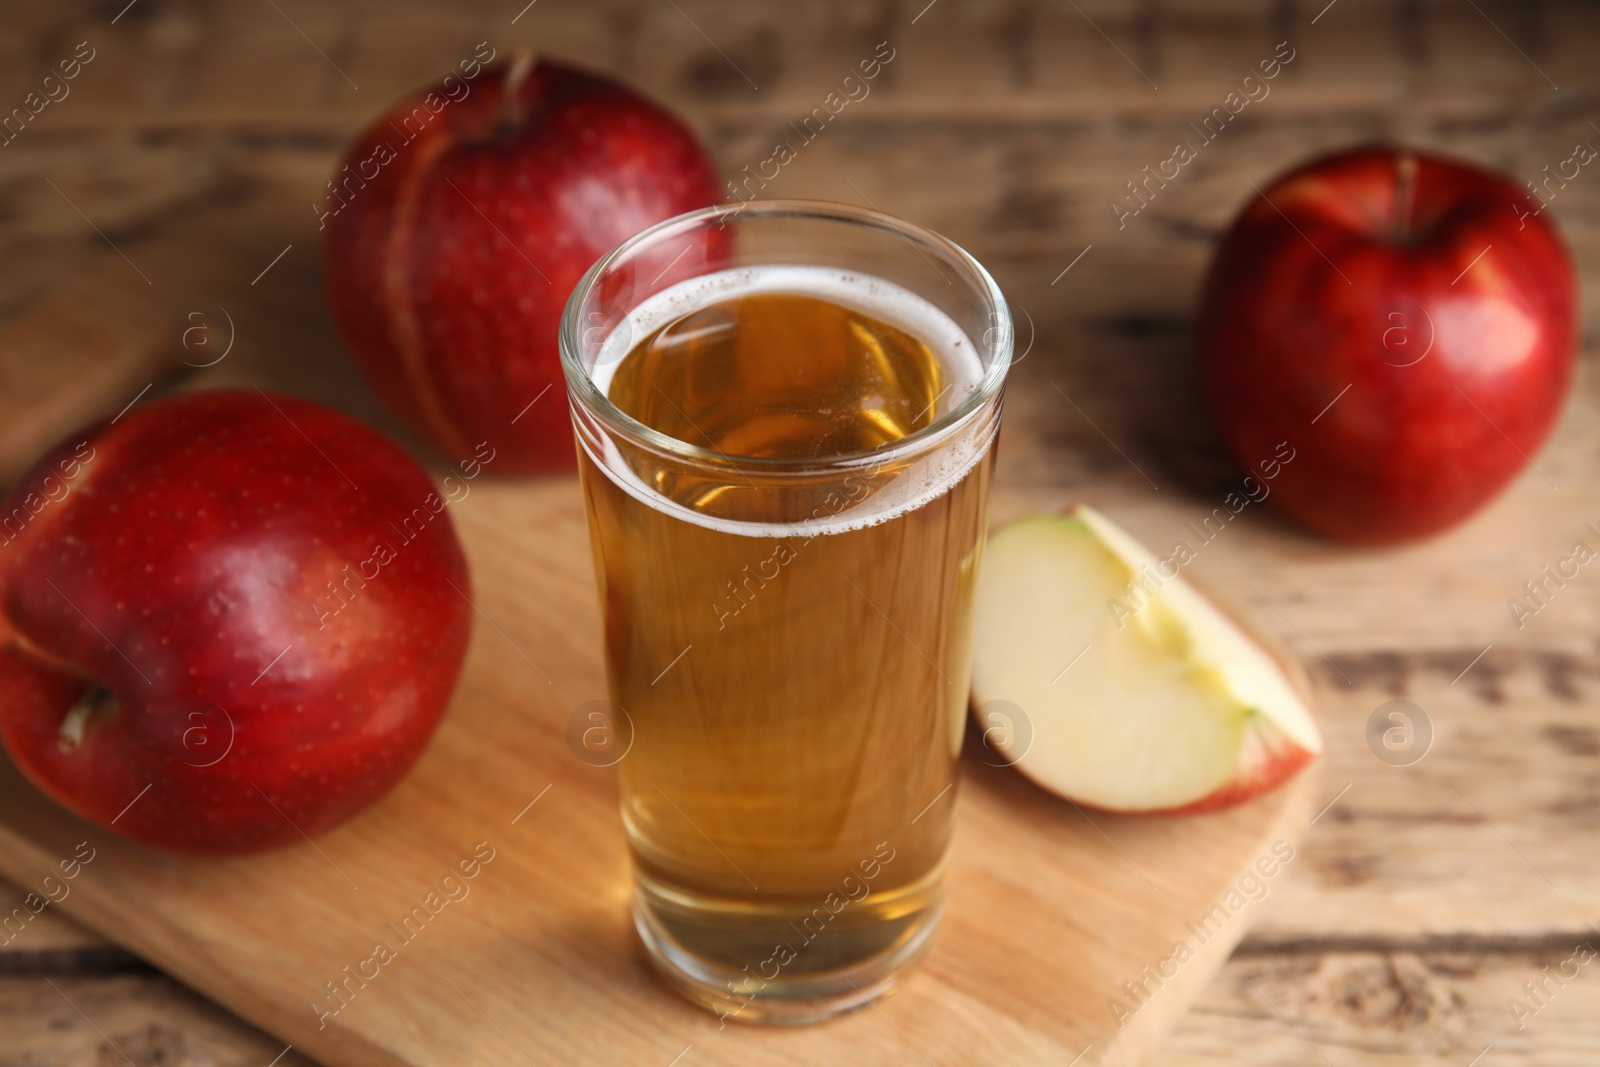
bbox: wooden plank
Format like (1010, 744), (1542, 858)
(5, 0), (1598, 128)
(0, 974), (315, 1067)
(1248, 650), (1600, 944)
(9, 945), (1600, 1067)
(1154, 946), (1600, 1066)
(0, 876), (123, 972)
(12, 940), (1600, 1067)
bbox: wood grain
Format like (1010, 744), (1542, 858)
(0, 887), (124, 974)
(1154, 946), (1600, 1066)
(8, 946), (1600, 1067)
(0, 974), (315, 1067)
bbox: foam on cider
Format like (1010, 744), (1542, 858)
(582, 265), (997, 539)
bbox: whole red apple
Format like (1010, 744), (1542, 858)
(322, 54), (722, 474)
(0, 391), (471, 855)
(1199, 146), (1576, 543)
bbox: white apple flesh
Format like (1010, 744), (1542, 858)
(970, 506), (1321, 814)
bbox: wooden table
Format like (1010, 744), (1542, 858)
(3, 0), (1598, 1062)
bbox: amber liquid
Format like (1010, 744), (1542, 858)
(577, 277), (995, 1018)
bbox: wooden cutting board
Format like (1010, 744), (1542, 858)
(0, 232), (1318, 1067)
(0, 473), (1318, 1067)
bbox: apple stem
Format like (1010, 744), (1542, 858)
(501, 50), (537, 134)
(1395, 150), (1419, 242)
(59, 685), (117, 753)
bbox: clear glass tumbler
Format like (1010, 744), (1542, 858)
(560, 200), (1011, 1023)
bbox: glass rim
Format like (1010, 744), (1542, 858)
(558, 198), (1012, 472)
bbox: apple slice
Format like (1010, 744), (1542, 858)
(971, 506), (1321, 814)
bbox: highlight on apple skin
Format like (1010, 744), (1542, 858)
(970, 505), (1321, 815)
(0, 390), (473, 855)
(322, 54), (724, 475)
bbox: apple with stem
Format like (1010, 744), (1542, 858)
(0, 390), (472, 855)
(323, 54), (723, 474)
(970, 506), (1320, 814)
(1199, 146), (1576, 544)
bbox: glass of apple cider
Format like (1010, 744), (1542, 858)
(559, 201), (1011, 1023)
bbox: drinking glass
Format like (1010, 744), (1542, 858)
(559, 200), (1011, 1022)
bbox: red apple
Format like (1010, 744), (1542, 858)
(1199, 146), (1576, 544)
(0, 390), (471, 855)
(322, 54), (723, 474)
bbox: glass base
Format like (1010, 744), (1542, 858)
(632, 875), (945, 1025)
